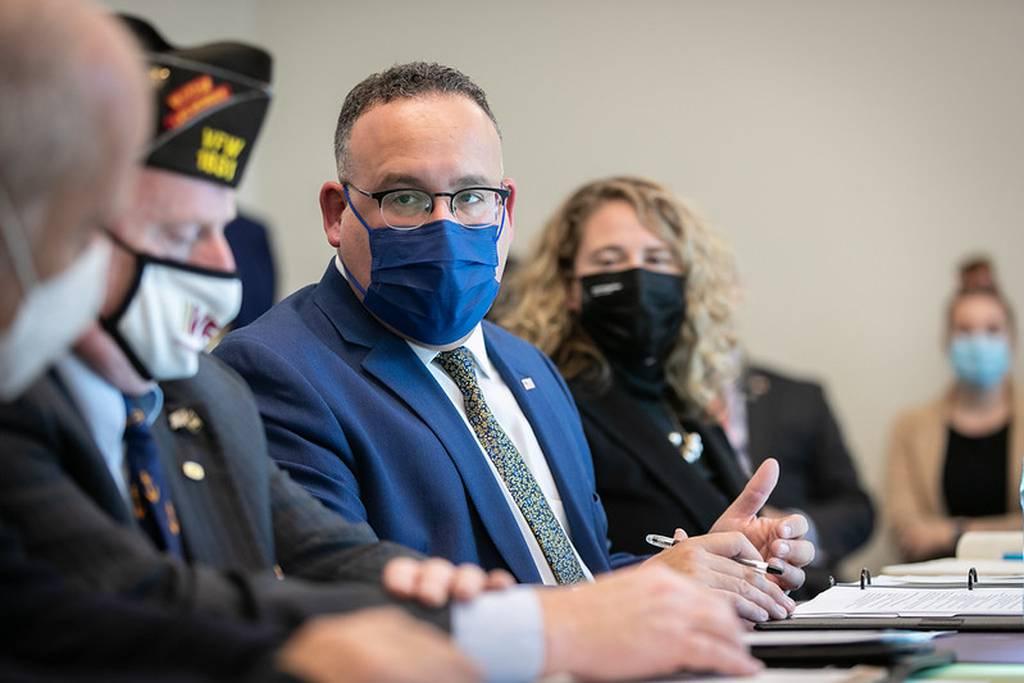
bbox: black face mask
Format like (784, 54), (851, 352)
(579, 268), (687, 393)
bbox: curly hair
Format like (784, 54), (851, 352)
(495, 176), (740, 412)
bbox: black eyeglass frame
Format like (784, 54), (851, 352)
(344, 182), (511, 229)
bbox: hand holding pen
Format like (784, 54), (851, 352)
(642, 527), (796, 623)
(645, 533), (784, 576)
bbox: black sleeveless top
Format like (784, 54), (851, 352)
(942, 422), (1010, 517)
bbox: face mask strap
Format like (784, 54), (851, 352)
(495, 202), (507, 243)
(338, 184), (373, 295)
(342, 184), (375, 233)
(0, 176), (40, 291)
(100, 315), (156, 381)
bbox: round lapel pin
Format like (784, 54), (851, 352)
(182, 461), (206, 481)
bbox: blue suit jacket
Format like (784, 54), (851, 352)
(215, 263), (639, 582)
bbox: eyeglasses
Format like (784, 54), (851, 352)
(345, 183), (510, 230)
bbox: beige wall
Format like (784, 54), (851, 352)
(107, 0), (1024, 573)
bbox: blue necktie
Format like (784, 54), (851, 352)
(436, 347), (586, 584)
(123, 396), (184, 559)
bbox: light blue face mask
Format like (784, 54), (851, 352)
(949, 333), (1012, 390)
(341, 185), (505, 346)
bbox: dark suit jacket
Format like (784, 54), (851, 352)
(0, 354), (446, 630)
(215, 264), (638, 583)
(743, 365), (874, 572)
(570, 378), (748, 555)
(0, 525), (300, 683)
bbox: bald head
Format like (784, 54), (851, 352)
(0, 0), (150, 316)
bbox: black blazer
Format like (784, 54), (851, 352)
(570, 378), (748, 555)
(0, 525), (299, 682)
(0, 354), (446, 631)
(743, 365), (875, 571)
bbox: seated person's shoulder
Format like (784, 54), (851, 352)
(890, 398), (942, 435)
(164, 353), (255, 405)
(483, 321), (565, 376)
(747, 364), (823, 398)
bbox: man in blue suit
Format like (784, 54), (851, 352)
(217, 62), (813, 622)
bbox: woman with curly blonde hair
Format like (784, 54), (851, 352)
(496, 176), (749, 554)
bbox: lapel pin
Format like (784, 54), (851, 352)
(681, 432), (704, 464)
(521, 377), (536, 390)
(182, 461), (206, 481)
(168, 408), (204, 434)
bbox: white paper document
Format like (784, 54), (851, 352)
(793, 586), (1023, 618)
(881, 558), (1024, 577)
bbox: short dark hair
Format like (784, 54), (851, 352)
(333, 62), (499, 178)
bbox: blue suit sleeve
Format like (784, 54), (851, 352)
(215, 335), (370, 524)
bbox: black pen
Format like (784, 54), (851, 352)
(645, 533), (784, 576)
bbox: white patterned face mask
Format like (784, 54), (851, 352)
(0, 181), (110, 401)
(101, 234), (241, 381)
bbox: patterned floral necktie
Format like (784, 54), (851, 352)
(435, 347), (586, 584)
(123, 395), (185, 559)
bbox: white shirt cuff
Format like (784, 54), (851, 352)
(451, 586), (544, 683)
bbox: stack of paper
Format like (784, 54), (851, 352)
(793, 586), (1023, 619)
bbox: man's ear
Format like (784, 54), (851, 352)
(319, 181), (347, 248)
(503, 177), (518, 228)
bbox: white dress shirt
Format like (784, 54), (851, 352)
(55, 354), (163, 502)
(407, 325), (594, 585)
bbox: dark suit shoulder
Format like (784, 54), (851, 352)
(747, 364), (826, 399)
(0, 373), (59, 430)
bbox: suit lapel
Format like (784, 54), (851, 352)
(44, 372), (134, 524)
(314, 267), (540, 582)
(576, 385), (726, 533)
(486, 335), (611, 573)
(360, 340), (541, 582)
(150, 390), (267, 567)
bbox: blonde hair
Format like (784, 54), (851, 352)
(495, 176), (739, 412)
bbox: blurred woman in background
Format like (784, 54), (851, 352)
(886, 279), (1022, 561)
(495, 176), (747, 554)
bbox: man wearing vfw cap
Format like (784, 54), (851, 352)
(0, 16), (761, 683)
(0, 4), (484, 682)
(0, 15), (515, 682)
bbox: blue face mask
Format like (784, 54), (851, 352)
(949, 333), (1011, 390)
(342, 185), (505, 346)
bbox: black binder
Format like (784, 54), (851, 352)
(757, 568), (1024, 633)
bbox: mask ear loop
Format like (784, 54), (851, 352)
(0, 177), (40, 291)
(339, 184), (372, 296)
(495, 200), (507, 243)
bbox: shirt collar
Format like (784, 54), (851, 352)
(55, 355), (164, 439)
(126, 385), (165, 427)
(407, 325), (493, 380)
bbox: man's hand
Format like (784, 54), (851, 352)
(711, 458), (815, 590)
(538, 564), (762, 680)
(382, 557), (516, 607)
(276, 608), (479, 683)
(646, 528), (794, 621)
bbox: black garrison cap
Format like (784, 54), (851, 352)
(119, 15), (272, 188)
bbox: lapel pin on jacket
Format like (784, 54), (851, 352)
(168, 407), (204, 433)
(521, 377), (536, 390)
(182, 460), (206, 481)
